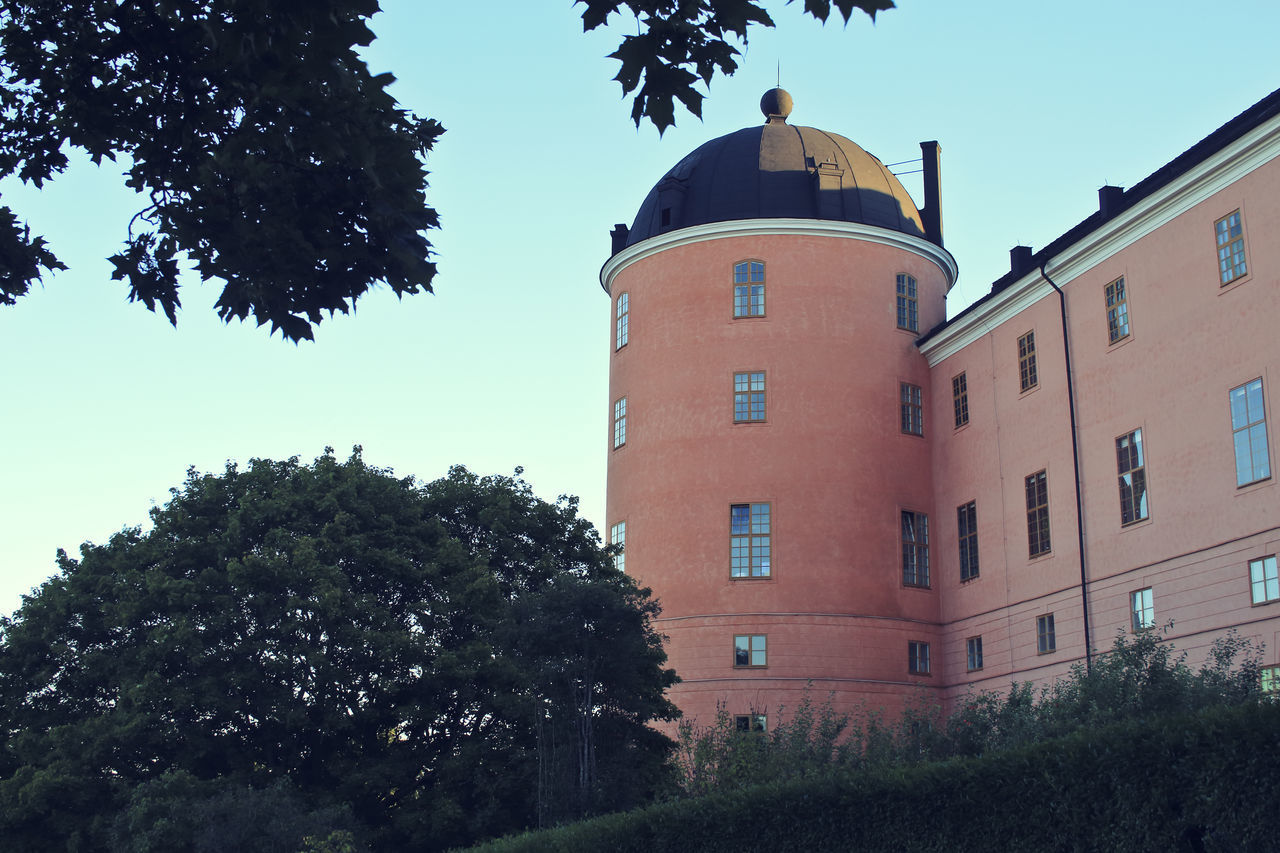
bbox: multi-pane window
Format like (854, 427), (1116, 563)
(958, 501), (979, 582)
(733, 261), (765, 317)
(1250, 555), (1279, 605)
(1215, 210), (1248, 285)
(1018, 331), (1038, 392)
(1105, 278), (1129, 344)
(612, 397), (627, 448)
(1025, 470), (1051, 557)
(735, 714), (768, 732)
(734, 372), (767, 422)
(734, 634), (767, 667)
(966, 636), (984, 671)
(952, 373), (969, 428)
(901, 510), (930, 587)
(615, 292), (630, 349)
(1116, 429), (1149, 525)
(896, 273), (918, 331)
(730, 503), (771, 577)
(900, 383), (923, 436)
(1131, 587), (1155, 631)
(1230, 379), (1271, 487)
(908, 641), (931, 674)
(1036, 613), (1056, 654)
(610, 521), (626, 573)
(1262, 666), (1279, 694)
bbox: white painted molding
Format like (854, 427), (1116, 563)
(599, 218), (959, 294)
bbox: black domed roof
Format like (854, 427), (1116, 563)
(625, 89), (925, 248)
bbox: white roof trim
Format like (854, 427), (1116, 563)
(921, 113), (1280, 366)
(599, 218), (958, 295)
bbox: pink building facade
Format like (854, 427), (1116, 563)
(602, 88), (1280, 729)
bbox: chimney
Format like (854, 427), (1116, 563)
(1098, 185), (1125, 218)
(919, 140), (943, 247)
(611, 224), (629, 255)
(1010, 245), (1034, 277)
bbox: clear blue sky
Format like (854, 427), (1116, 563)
(3, 0), (1278, 615)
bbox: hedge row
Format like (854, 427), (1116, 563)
(467, 700), (1279, 852)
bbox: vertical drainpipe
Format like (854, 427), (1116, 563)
(1039, 261), (1094, 671)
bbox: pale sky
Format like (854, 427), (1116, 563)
(3, 0), (1279, 616)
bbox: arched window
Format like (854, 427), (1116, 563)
(615, 292), (629, 349)
(733, 261), (765, 317)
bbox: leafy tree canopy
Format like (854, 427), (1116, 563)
(0, 0), (892, 340)
(0, 450), (677, 851)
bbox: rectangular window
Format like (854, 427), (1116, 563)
(1262, 666), (1279, 694)
(901, 510), (930, 587)
(966, 636), (984, 671)
(958, 501), (979, 581)
(1215, 210), (1248, 285)
(734, 371), (767, 422)
(730, 503), (771, 578)
(734, 634), (767, 667)
(733, 261), (765, 317)
(1105, 277), (1129, 344)
(615, 292), (630, 349)
(908, 640), (931, 674)
(896, 273), (918, 332)
(1116, 429), (1149, 525)
(1131, 587), (1154, 631)
(1250, 555), (1279, 605)
(1230, 379), (1271, 486)
(1036, 613), (1056, 654)
(1017, 331), (1038, 392)
(952, 372), (969, 428)
(734, 714), (768, 732)
(900, 382), (923, 436)
(610, 521), (626, 573)
(612, 397), (627, 448)
(1025, 470), (1051, 557)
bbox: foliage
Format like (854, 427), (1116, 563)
(670, 626), (1266, 791)
(0, 1), (894, 338)
(466, 700), (1280, 853)
(580, 1), (895, 131)
(0, 450), (677, 851)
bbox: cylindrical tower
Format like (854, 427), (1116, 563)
(603, 91), (957, 729)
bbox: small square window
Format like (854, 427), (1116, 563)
(1105, 278), (1129, 344)
(610, 521), (626, 573)
(896, 273), (918, 332)
(734, 634), (767, 667)
(733, 261), (765, 318)
(615, 292), (630, 349)
(1036, 613), (1056, 654)
(612, 397), (627, 449)
(901, 510), (930, 587)
(952, 372), (969, 428)
(958, 501), (979, 582)
(908, 640), (931, 675)
(1230, 379), (1271, 487)
(1262, 666), (1279, 694)
(1215, 210), (1248, 286)
(900, 382), (923, 436)
(734, 372), (767, 423)
(966, 636), (984, 671)
(1249, 555), (1279, 605)
(1131, 587), (1154, 631)
(734, 714), (767, 732)
(1018, 331), (1038, 392)
(1025, 470), (1051, 557)
(730, 503), (771, 578)
(1116, 429), (1149, 525)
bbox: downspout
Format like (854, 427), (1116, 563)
(1039, 261), (1094, 671)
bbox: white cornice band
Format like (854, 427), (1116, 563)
(599, 218), (959, 295)
(920, 115), (1280, 366)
